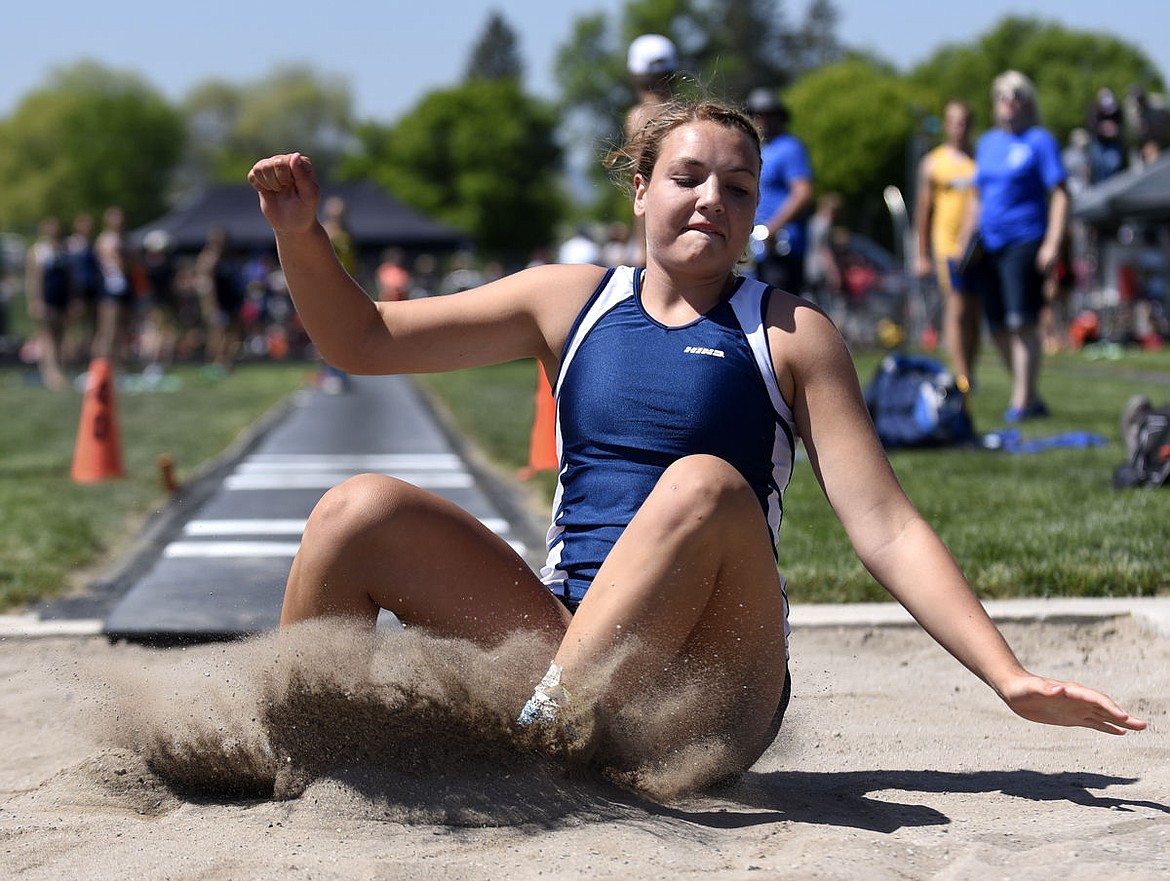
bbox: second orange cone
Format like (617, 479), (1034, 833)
(71, 358), (125, 483)
(518, 362), (558, 480)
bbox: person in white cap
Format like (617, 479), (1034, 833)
(625, 33), (679, 265)
(625, 34), (678, 139)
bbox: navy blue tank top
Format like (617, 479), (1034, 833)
(541, 267), (797, 638)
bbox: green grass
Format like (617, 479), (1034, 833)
(0, 361), (313, 610)
(2, 345), (1168, 613)
(782, 347), (1170, 602)
(422, 348), (1170, 604)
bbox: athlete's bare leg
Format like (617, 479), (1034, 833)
(280, 473), (570, 645)
(940, 267), (981, 389)
(552, 455), (788, 761)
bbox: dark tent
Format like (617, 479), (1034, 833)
(129, 180), (469, 255)
(1072, 154), (1170, 223)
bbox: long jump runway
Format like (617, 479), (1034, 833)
(99, 373), (545, 644)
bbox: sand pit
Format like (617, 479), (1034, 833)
(1, 616), (1166, 880)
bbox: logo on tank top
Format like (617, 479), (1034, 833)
(683, 346), (725, 358)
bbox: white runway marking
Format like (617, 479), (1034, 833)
(164, 537), (528, 558)
(0, 614), (104, 637)
(165, 541), (303, 558)
(182, 517), (511, 536)
(225, 453), (474, 490)
(184, 519), (307, 536)
(162, 453), (525, 560)
(241, 453), (463, 470)
(225, 471), (474, 490)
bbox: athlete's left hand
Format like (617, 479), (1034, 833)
(999, 674), (1147, 735)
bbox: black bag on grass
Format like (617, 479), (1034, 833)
(1113, 395), (1170, 488)
(864, 354), (975, 449)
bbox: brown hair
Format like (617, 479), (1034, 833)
(606, 99), (762, 198)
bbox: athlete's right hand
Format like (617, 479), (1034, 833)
(247, 153), (321, 235)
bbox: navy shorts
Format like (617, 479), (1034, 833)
(980, 238), (1045, 331)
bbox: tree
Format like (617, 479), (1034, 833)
(688, 0), (805, 100)
(180, 65), (355, 188)
(341, 10), (563, 263)
(179, 79), (244, 191)
(909, 17), (1164, 145)
(348, 79), (563, 263)
(783, 0), (845, 78)
(553, 0), (844, 219)
(552, 10), (641, 224)
(0, 61), (184, 232)
(785, 57), (935, 239)
(465, 10), (525, 82)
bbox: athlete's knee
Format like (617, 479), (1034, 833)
(302, 473), (409, 549)
(653, 455), (756, 526)
(660, 454), (750, 495)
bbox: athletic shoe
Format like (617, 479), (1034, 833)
(1004, 399), (1050, 423)
(516, 662), (572, 726)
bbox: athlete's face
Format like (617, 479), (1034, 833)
(634, 120), (760, 273)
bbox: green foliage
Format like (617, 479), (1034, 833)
(785, 58), (934, 234)
(554, 0), (845, 221)
(784, 0), (847, 78)
(357, 79), (564, 261)
(1, 7), (1165, 251)
(909, 16), (1164, 144)
(181, 65), (355, 185)
(464, 10), (525, 82)
(687, 0), (797, 101)
(0, 61), (184, 231)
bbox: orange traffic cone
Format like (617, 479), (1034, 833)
(71, 358), (125, 483)
(517, 363), (558, 480)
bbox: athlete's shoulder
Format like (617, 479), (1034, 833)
(519, 262), (610, 285)
(510, 262), (612, 307)
(763, 285), (833, 334)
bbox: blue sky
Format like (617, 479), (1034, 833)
(3, 0), (1167, 123)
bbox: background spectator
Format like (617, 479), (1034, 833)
(1087, 87), (1126, 184)
(557, 225), (600, 265)
(195, 226), (245, 378)
(376, 248), (412, 302)
(24, 216), (70, 389)
(625, 33), (679, 267)
(748, 88), (814, 294)
(92, 206), (131, 365)
(804, 192), (843, 310)
(966, 70), (1069, 422)
(914, 99), (980, 392)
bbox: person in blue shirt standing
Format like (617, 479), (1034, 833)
(964, 70), (1069, 422)
(747, 88), (814, 294)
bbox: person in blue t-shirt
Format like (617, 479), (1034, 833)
(964, 70), (1069, 422)
(748, 88), (813, 294)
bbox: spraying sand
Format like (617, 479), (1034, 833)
(1, 617), (1167, 879)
